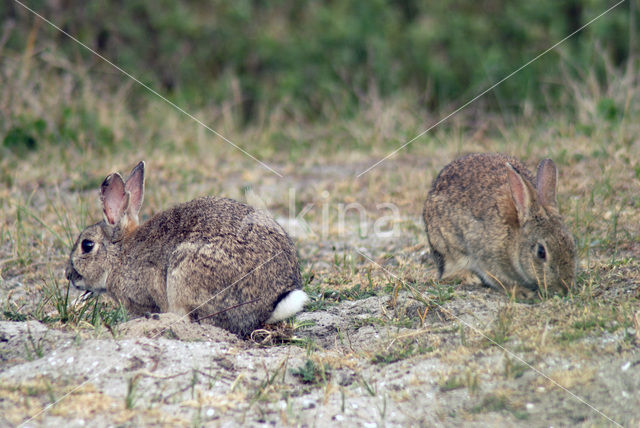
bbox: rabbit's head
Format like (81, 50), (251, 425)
(65, 162), (145, 294)
(505, 159), (577, 296)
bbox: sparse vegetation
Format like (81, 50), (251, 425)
(304, 271), (393, 312)
(23, 324), (46, 361)
(439, 368), (480, 395)
(371, 341), (435, 365)
(503, 354), (530, 380)
(290, 359), (331, 386)
(487, 305), (516, 346)
(6, 272), (127, 329)
(125, 375), (140, 410)
(471, 391), (529, 420)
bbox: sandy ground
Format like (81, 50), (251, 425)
(1, 157), (639, 427)
(1, 284), (638, 427)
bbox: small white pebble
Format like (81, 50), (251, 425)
(351, 403), (358, 409)
(278, 400), (287, 410)
(66, 356), (74, 364)
(621, 361), (631, 371)
(526, 403), (535, 411)
(334, 415), (344, 422)
(206, 408), (214, 418)
(536, 387), (545, 393)
(92, 361), (99, 367)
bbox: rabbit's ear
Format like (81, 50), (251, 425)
(506, 163), (534, 225)
(125, 161), (145, 222)
(101, 173), (128, 226)
(536, 159), (558, 209)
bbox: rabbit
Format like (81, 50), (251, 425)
(65, 161), (308, 337)
(423, 153), (577, 297)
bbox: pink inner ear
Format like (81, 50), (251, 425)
(103, 200), (119, 225)
(536, 159), (558, 208)
(125, 161), (145, 218)
(506, 165), (530, 221)
(101, 174), (127, 225)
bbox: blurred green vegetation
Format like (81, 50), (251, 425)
(1, 0), (636, 123)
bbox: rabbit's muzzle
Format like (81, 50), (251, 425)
(65, 264), (85, 289)
(65, 260), (108, 294)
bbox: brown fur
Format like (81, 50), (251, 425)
(66, 162), (303, 337)
(423, 153), (577, 297)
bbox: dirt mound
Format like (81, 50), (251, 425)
(117, 313), (240, 343)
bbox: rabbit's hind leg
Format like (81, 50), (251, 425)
(431, 243), (472, 281)
(166, 269), (192, 319)
(426, 228), (470, 281)
(165, 242), (210, 321)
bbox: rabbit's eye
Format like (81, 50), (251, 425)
(536, 243), (546, 261)
(81, 239), (95, 254)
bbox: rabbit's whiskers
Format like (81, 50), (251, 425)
(485, 270), (507, 293)
(530, 258), (541, 290)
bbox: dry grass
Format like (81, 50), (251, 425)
(0, 378), (185, 426)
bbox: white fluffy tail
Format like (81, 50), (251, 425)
(266, 290), (308, 323)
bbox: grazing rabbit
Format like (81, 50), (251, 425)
(423, 153), (576, 297)
(65, 161), (308, 336)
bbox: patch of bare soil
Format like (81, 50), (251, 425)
(1, 283), (638, 427)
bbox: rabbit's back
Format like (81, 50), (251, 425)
(128, 197), (293, 254)
(121, 197), (302, 336)
(426, 153), (534, 217)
